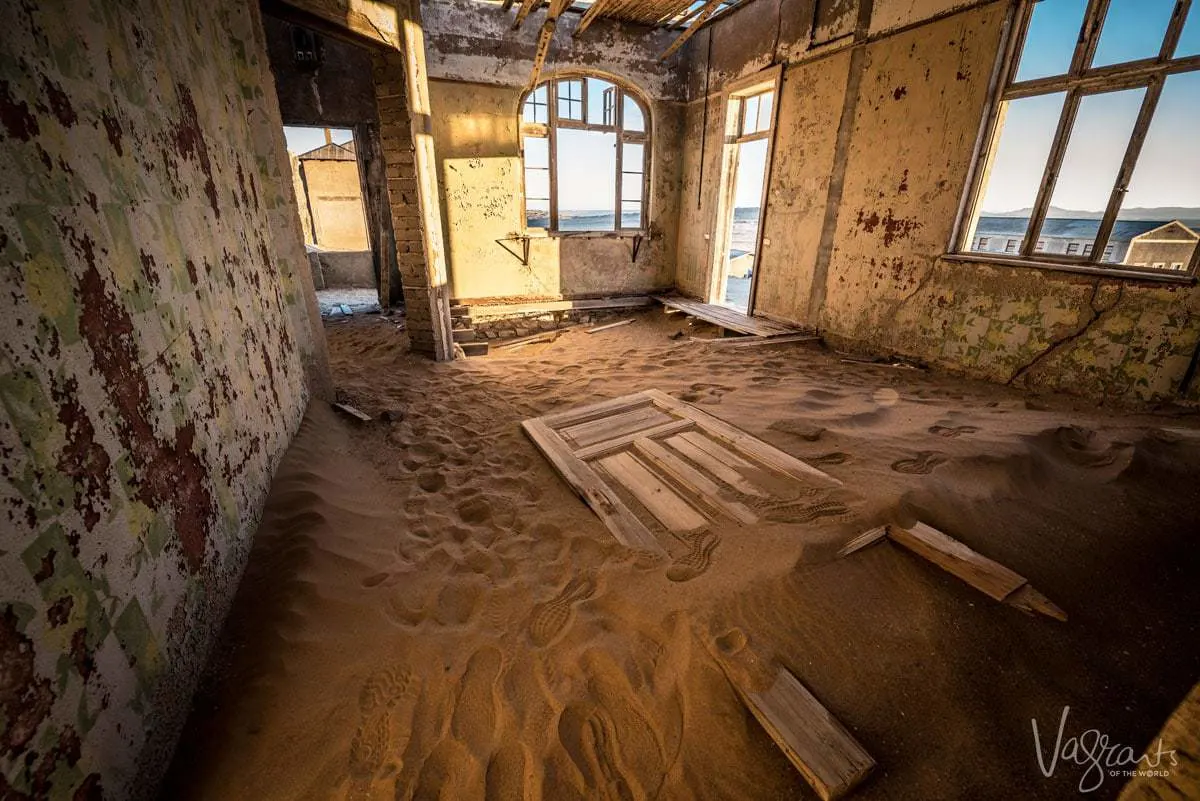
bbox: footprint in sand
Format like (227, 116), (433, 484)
(891, 451), (946, 475)
(809, 452), (849, 466)
(346, 668), (418, 799)
(451, 646), (504, 758)
(929, 424), (980, 438)
(768, 420), (826, 441)
(529, 571), (597, 646)
(764, 500), (849, 524)
(666, 530), (720, 583)
(417, 470), (446, 492)
(557, 702), (639, 800)
(714, 627), (748, 656)
(678, 383), (735, 404)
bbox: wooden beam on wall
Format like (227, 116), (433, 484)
(514, 0), (541, 28)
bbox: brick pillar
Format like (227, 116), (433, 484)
(371, 3), (453, 360)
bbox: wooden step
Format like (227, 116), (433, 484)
(452, 327), (476, 343)
(459, 341), (489, 357)
(449, 304), (469, 316)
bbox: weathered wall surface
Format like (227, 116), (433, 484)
(679, 0), (1200, 403)
(262, 13), (377, 127)
(0, 0), (326, 797)
(301, 160), (370, 250)
(421, 0), (684, 303)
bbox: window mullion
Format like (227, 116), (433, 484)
(1073, 0), (1111, 74)
(1023, 88), (1083, 258)
(615, 89), (624, 230)
(1092, 76), (1165, 262)
(1160, 0), (1191, 59)
(549, 80), (559, 231)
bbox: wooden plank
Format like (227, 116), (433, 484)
(889, 522), (1066, 621)
(652, 295), (796, 337)
(737, 667), (876, 801)
(332, 402), (372, 423)
(702, 333), (821, 348)
(464, 296), (654, 320)
(661, 0), (721, 60)
(887, 522), (1027, 602)
(676, 430), (760, 471)
(585, 319), (635, 334)
(837, 526), (888, 558)
(575, 419), (694, 461)
(633, 438), (758, 525)
(522, 419), (664, 554)
(560, 405), (671, 448)
(645, 389), (842, 487)
(498, 331), (558, 350)
(598, 451), (708, 532)
(663, 433), (766, 497)
(574, 0), (615, 35)
(540, 392), (654, 429)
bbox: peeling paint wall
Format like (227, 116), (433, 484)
(0, 0), (327, 797)
(422, 0), (685, 303)
(680, 0), (1200, 403)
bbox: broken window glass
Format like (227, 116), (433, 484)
(1043, 87), (1145, 251)
(1104, 72), (1200, 266)
(1013, 0), (1087, 82)
(968, 92), (1066, 251)
(1091, 0), (1175, 67)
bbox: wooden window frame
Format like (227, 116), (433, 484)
(519, 74), (651, 235)
(950, 0), (1200, 281)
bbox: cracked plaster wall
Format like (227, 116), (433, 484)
(0, 0), (327, 798)
(679, 0), (1200, 404)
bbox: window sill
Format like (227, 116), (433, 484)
(522, 229), (651, 240)
(943, 253), (1197, 284)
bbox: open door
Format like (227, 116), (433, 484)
(707, 68), (782, 315)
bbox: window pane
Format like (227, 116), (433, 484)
(1106, 72), (1200, 268)
(742, 95), (760, 134)
(525, 168), (549, 200)
(622, 95), (645, 132)
(558, 79), (583, 121)
(1014, 0), (1087, 82)
(1092, 0), (1175, 67)
(968, 92), (1066, 251)
(556, 128), (616, 231)
(756, 91), (774, 132)
(1177, 4), (1200, 57)
(523, 85), (548, 124)
(621, 175), (643, 202)
(622, 142), (644, 170)
(621, 201), (642, 229)
(1043, 87), (1145, 256)
(587, 78), (616, 126)
(526, 198), (549, 228)
(523, 135), (548, 169)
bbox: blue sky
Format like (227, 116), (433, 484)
(284, 126), (353, 155)
(984, 0), (1199, 214)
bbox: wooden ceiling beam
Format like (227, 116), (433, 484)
(574, 0), (614, 36)
(513, 0), (541, 28)
(660, 0), (719, 59)
(528, 0), (573, 87)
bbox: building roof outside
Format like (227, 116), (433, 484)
(296, 140), (357, 161)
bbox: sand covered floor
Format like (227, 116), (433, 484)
(163, 311), (1200, 800)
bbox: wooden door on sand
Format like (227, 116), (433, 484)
(522, 389), (840, 555)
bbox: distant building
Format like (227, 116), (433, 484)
(293, 139), (369, 251)
(967, 217), (1198, 267)
(1124, 221), (1198, 271)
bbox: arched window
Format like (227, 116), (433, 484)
(520, 74), (650, 233)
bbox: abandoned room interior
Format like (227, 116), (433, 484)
(2, 0), (1199, 798)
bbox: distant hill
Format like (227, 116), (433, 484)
(985, 206), (1200, 222)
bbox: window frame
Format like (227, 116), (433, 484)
(951, 0), (1200, 281)
(519, 73), (651, 235)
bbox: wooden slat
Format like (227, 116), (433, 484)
(676, 430), (760, 471)
(633, 438), (758, 524)
(560, 405), (671, 447)
(575, 418), (694, 460)
(598, 451), (708, 532)
(652, 295), (796, 336)
(661, 0), (720, 60)
(738, 667), (876, 801)
(513, 0), (540, 28)
(836, 526), (888, 558)
(888, 522), (1027, 602)
(541, 392), (653, 429)
(888, 522), (1066, 621)
(585, 319), (635, 334)
(646, 389), (842, 487)
(664, 433), (766, 497)
(522, 419), (664, 554)
(574, 0), (615, 35)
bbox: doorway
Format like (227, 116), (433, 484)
(708, 72), (780, 315)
